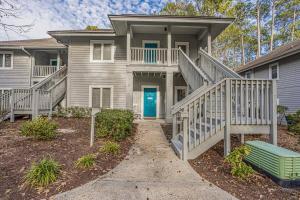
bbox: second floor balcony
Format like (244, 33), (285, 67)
(130, 48), (179, 65)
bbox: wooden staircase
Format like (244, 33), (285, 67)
(171, 49), (277, 160)
(0, 66), (67, 122)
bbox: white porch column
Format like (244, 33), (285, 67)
(126, 71), (133, 110)
(207, 25), (212, 55)
(127, 25), (131, 64)
(167, 25), (171, 66)
(56, 50), (61, 70)
(166, 71), (173, 122)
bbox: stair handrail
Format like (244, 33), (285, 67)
(198, 49), (241, 79)
(179, 48), (213, 84)
(172, 78), (225, 114)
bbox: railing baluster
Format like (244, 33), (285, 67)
(215, 87), (217, 134)
(199, 97), (202, 144)
(251, 80), (254, 124)
(246, 80), (249, 124)
(261, 80), (264, 124)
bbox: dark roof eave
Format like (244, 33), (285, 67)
(236, 49), (300, 73)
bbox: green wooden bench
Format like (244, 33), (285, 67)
(245, 140), (300, 187)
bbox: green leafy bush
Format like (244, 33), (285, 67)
(75, 154), (96, 169)
(225, 145), (254, 179)
(95, 109), (134, 141)
(20, 117), (58, 140)
(54, 106), (91, 118)
(286, 110), (300, 134)
(24, 158), (60, 187)
(100, 141), (120, 155)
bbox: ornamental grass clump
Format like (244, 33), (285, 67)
(24, 157), (60, 188)
(95, 109), (134, 141)
(225, 145), (254, 179)
(20, 117), (58, 140)
(100, 141), (120, 155)
(75, 154), (96, 169)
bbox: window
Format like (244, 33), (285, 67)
(50, 59), (57, 66)
(90, 40), (114, 62)
(269, 63), (279, 79)
(244, 71), (252, 79)
(174, 86), (187, 103)
(175, 42), (189, 56)
(89, 86), (113, 108)
(0, 52), (13, 69)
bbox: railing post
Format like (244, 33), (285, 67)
(10, 89), (15, 122)
(224, 79), (231, 156)
(32, 89), (39, 119)
(167, 25), (171, 66)
(172, 114), (177, 140)
(182, 106), (189, 160)
(48, 90), (53, 119)
(270, 80), (277, 145)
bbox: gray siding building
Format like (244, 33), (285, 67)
(236, 40), (300, 113)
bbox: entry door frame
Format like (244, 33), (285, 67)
(142, 40), (160, 48)
(141, 85), (160, 119)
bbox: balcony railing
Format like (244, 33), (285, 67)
(32, 65), (58, 77)
(130, 48), (179, 65)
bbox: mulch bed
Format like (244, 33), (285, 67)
(161, 124), (300, 200)
(0, 117), (136, 200)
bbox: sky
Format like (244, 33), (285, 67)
(1, 0), (172, 40)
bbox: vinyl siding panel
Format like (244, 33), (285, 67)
(67, 37), (127, 108)
(0, 50), (31, 89)
(240, 53), (300, 113)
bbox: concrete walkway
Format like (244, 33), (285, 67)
(53, 120), (237, 200)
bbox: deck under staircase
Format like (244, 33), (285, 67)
(171, 49), (277, 160)
(0, 66), (67, 122)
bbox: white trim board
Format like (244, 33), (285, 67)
(141, 85), (160, 119)
(88, 85), (114, 109)
(142, 40), (160, 48)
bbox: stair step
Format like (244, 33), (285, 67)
(171, 138), (183, 159)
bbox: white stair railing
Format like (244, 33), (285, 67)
(172, 78), (276, 160)
(178, 49), (212, 92)
(0, 91), (11, 121)
(32, 65), (58, 77)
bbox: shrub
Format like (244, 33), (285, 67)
(24, 158), (60, 187)
(54, 106), (91, 118)
(100, 141), (120, 155)
(95, 109), (134, 141)
(277, 105), (288, 125)
(286, 110), (300, 134)
(75, 154), (96, 169)
(20, 117), (58, 140)
(225, 145), (254, 179)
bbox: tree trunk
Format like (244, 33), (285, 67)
(257, 1), (261, 57)
(292, 8), (296, 41)
(270, 0), (276, 51)
(241, 36), (246, 65)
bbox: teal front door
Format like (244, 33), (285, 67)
(144, 43), (158, 64)
(144, 88), (157, 117)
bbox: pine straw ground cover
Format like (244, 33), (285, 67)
(161, 124), (300, 200)
(0, 117), (136, 200)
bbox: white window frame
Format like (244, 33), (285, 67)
(50, 59), (57, 66)
(141, 85), (160, 119)
(244, 70), (253, 79)
(174, 86), (187, 103)
(0, 51), (13, 69)
(175, 42), (189, 56)
(142, 40), (160, 48)
(88, 85), (114, 108)
(90, 40), (115, 63)
(269, 62), (279, 80)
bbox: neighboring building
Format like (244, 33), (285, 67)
(235, 40), (300, 113)
(0, 14), (278, 160)
(0, 38), (67, 88)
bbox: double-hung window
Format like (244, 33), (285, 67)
(90, 40), (114, 63)
(244, 70), (252, 79)
(89, 86), (113, 109)
(0, 52), (13, 69)
(269, 63), (279, 79)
